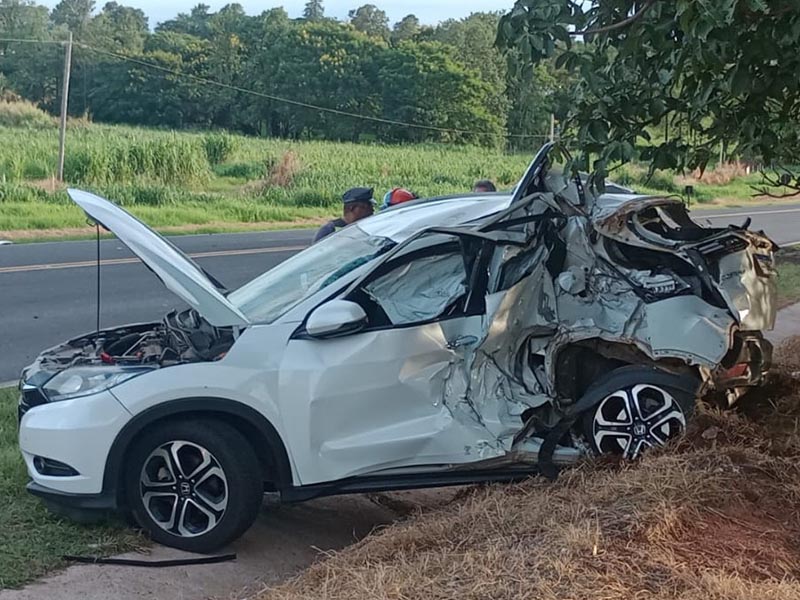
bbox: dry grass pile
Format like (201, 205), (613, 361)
(268, 151), (302, 188)
(258, 342), (800, 600)
(688, 162), (752, 185)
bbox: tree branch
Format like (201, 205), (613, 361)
(573, 0), (657, 36)
(750, 167), (800, 198)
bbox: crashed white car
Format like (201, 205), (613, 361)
(18, 146), (776, 551)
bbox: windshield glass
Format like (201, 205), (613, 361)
(229, 226), (395, 323)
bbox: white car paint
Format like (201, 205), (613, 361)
(19, 389), (131, 494)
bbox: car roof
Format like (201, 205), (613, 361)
(357, 193), (513, 242)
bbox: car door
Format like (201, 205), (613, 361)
(277, 231), (509, 486)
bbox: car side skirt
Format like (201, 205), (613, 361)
(280, 466), (539, 503)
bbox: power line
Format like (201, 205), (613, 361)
(0, 37), (66, 45)
(76, 42), (549, 141)
(0, 36), (551, 140)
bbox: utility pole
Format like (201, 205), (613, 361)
(57, 31), (73, 182)
(549, 113), (556, 143)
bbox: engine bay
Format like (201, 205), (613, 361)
(37, 309), (235, 371)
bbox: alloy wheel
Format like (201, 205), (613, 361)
(591, 384), (687, 459)
(139, 441), (229, 538)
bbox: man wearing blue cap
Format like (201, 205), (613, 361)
(313, 187), (376, 243)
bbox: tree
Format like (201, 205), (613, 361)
(348, 4), (389, 40)
(434, 13), (509, 137)
(244, 21), (384, 140)
(156, 4), (212, 38)
(303, 0), (324, 22)
(88, 1), (149, 52)
(0, 0), (50, 42)
(498, 1), (800, 185)
(377, 41), (504, 146)
(0, 0), (61, 110)
(51, 0), (95, 34)
(391, 14), (419, 44)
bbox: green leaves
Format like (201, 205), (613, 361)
(588, 119), (609, 143)
(499, 0), (800, 177)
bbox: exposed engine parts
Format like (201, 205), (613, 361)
(38, 309), (234, 369)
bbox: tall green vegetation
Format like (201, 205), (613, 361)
(0, 1), (562, 148)
(0, 117), (536, 233)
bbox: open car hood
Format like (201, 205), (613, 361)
(68, 189), (250, 327)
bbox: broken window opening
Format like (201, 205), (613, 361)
(362, 251), (468, 326)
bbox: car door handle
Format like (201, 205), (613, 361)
(446, 335), (478, 350)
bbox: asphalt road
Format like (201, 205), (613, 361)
(2, 202), (800, 383)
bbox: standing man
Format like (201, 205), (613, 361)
(313, 187), (376, 243)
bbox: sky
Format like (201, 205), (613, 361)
(40, 0), (514, 29)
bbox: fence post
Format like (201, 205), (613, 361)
(57, 31), (73, 182)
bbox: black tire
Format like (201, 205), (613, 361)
(580, 365), (697, 459)
(124, 419), (263, 553)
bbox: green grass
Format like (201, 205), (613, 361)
(0, 117), (534, 235)
(0, 388), (141, 589)
(0, 101), (792, 238)
(777, 248), (800, 308)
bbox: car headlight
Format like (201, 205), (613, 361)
(42, 367), (153, 402)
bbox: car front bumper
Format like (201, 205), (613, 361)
(19, 387), (131, 497)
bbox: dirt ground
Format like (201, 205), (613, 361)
(0, 490), (460, 600)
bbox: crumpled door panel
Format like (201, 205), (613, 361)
(280, 323), (505, 485)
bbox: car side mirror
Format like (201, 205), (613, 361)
(306, 300), (367, 339)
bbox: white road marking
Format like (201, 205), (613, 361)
(698, 207), (800, 219)
(0, 245), (306, 275)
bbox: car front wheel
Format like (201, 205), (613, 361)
(580, 366), (697, 460)
(124, 419), (263, 553)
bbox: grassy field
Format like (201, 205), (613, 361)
(0, 100), (530, 237)
(0, 387), (141, 589)
(0, 101), (788, 240)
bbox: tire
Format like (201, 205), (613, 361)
(124, 419), (263, 553)
(580, 366), (697, 459)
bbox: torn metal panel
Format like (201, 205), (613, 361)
(592, 195), (682, 231)
(643, 296), (734, 365)
(716, 245), (777, 330)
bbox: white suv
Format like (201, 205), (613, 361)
(18, 147), (776, 551)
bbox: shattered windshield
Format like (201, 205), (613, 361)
(229, 226), (395, 323)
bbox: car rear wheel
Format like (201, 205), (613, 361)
(580, 366), (697, 459)
(125, 419), (262, 553)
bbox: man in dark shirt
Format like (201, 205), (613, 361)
(313, 187), (376, 243)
